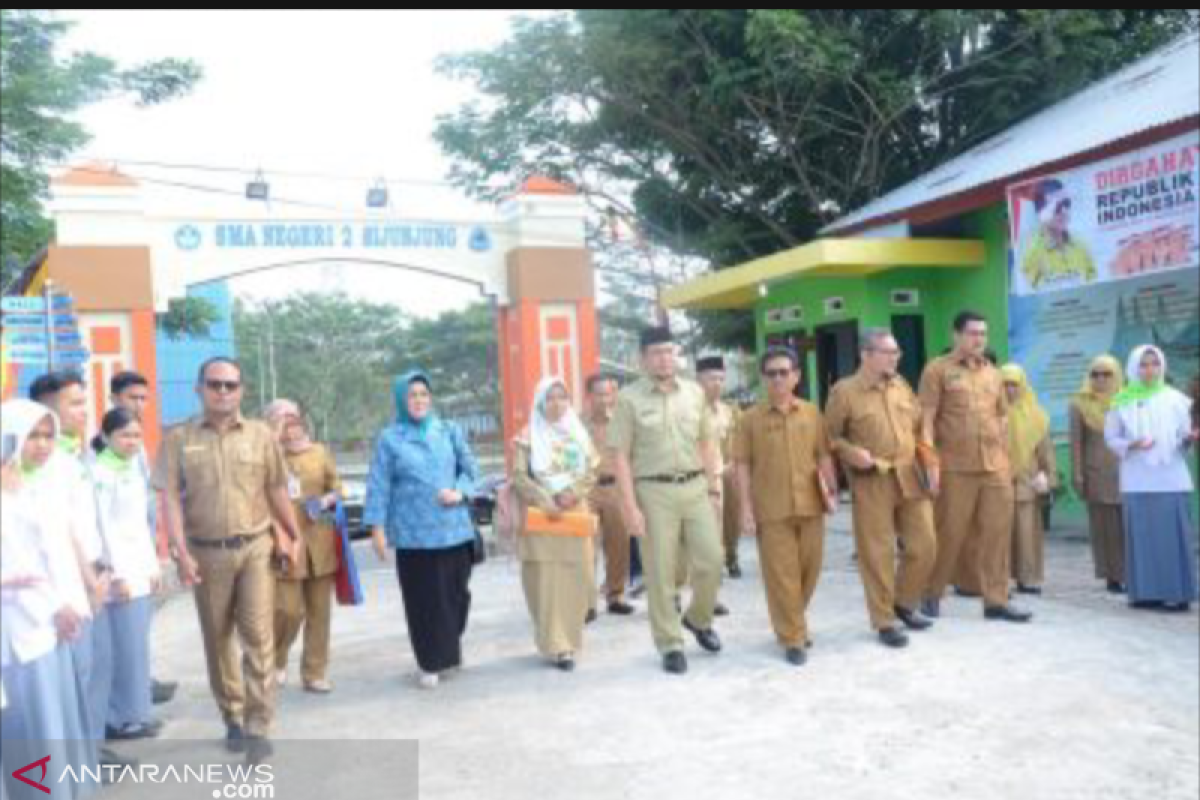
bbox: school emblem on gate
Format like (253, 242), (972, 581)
(175, 225), (202, 251)
(468, 226), (492, 253)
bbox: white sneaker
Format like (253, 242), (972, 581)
(417, 671), (439, 690)
(276, 669), (287, 688)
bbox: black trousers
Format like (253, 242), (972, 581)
(395, 542), (474, 673)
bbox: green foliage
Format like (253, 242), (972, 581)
(0, 9), (202, 288)
(436, 10), (1197, 348)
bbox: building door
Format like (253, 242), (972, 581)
(892, 314), (928, 390)
(815, 321), (859, 407)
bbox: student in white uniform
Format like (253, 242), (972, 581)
(90, 408), (163, 740)
(30, 371), (126, 775)
(1, 399), (96, 799)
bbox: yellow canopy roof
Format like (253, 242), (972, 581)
(661, 238), (986, 310)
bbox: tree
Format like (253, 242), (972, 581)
(233, 293), (407, 448)
(435, 10), (1198, 347)
(390, 302), (501, 425)
(1, 9), (201, 290)
(158, 296), (222, 340)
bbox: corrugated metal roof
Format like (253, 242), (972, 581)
(823, 33), (1199, 235)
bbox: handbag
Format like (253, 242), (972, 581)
(471, 527), (486, 565)
(332, 500), (364, 606)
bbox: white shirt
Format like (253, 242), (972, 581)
(50, 449), (106, 564)
(1, 485), (91, 667)
(92, 458), (161, 599)
(1105, 392), (1195, 494)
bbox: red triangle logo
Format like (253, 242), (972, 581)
(13, 755), (51, 794)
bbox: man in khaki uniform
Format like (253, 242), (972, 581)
(735, 347), (838, 666)
(157, 357), (302, 758)
(609, 326), (725, 675)
(918, 312), (1032, 623)
(825, 329), (937, 649)
(696, 356), (743, 581)
(584, 373), (635, 616)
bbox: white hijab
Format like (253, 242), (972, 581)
(2, 399), (60, 472)
(1116, 345), (1193, 467)
(529, 377), (592, 495)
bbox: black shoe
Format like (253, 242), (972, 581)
(607, 600), (635, 615)
(919, 597), (940, 618)
(894, 606), (934, 631)
(953, 586), (981, 598)
(554, 654), (576, 672)
(662, 651), (688, 675)
(682, 616), (722, 653)
(878, 626), (910, 649)
(728, 563), (743, 579)
(784, 647), (807, 666)
(1016, 584), (1042, 595)
(226, 723), (247, 753)
(152, 679), (178, 705)
(105, 720), (162, 741)
(984, 604), (1033, 623)
(1106, 581), (1126, 595)
(713, 602), (730, 617)
(245, 736), (273, 764)
(584, 608), (598, 625)
(1131, 600), (1164, 610)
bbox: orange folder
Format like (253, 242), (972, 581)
(524, 508), (595, 538)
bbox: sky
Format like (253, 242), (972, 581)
(59, 10), (548, 316)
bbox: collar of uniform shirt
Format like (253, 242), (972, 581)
(954, 351), (987, 369)
(859, 370), (894, 391)
(767, 395), (801, 414)
(199, 411), (246, 432)
(649, 376), (680, 394)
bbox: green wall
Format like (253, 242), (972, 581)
(755, 203), (1011, 376)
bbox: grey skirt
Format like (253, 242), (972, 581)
(1122, 492), (1198, 604)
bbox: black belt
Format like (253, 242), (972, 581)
(188, 532), (267, 550)
(597, 476), (617, 487)
(637, 471), (703, 485)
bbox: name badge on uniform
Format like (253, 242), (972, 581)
(287, 472), (302, 500)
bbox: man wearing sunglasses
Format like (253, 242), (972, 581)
(734, 347), (838, 666)
(155, 357), (301, 761)
(1020, 178), (1097, 291)
(825, 329), (937, 650)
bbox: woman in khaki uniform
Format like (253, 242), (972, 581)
(1000, 365), (1057, 595)
(512, 377), (599, 672)
(265, 400), (342, 694)
(1069, 355), (1126, 593)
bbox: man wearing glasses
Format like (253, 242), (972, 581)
(734, 347), (838, 667)
(824, 329), (937, 650)
(155, 357), (300, 760)
(918, 312), (1032, 624)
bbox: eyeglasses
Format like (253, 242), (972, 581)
(1090, 371), (1113, 379)
(764, 369), (793, 379)
(205, 380), (242, 393)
